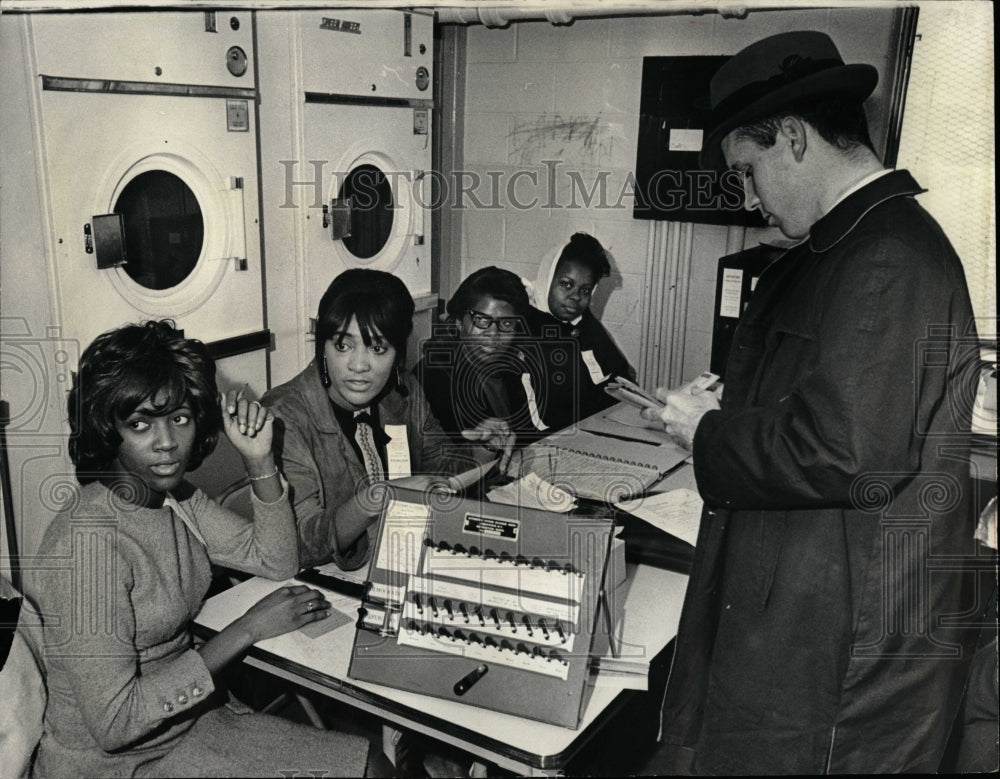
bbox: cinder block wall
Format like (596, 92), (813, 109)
(455, 7), (899, 381)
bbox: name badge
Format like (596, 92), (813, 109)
(521, 373), (549, 431)
(384, 424), (411, 479)
(581, 350), (610, 385)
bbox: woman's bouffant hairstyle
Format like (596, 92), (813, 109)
(445, 266), (529, 321)
(313, 269), (415, 391)
(556, 232), (611, 280)
(68, 320), (222, 482)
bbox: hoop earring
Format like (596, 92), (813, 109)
(319, 356), (331, 388)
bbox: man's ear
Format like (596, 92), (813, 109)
(779, 116), (808, 162)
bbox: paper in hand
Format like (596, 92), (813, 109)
(298, 608), (352, 638)
(605, 377), (664, 411)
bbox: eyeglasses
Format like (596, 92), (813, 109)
(465, 309), (521, 333)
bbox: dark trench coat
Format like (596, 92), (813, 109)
(657, 171), (983, 774)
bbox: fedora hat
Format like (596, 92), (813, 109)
(700, 31), (878, 169)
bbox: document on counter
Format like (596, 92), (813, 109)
(615, 488), (704, 547)
(487, 471), (577, 512)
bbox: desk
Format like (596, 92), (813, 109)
(194, 561), (688, 776)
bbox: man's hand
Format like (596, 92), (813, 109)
(640, 380), (720, 451)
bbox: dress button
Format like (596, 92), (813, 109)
(177, 693), (189, 704)
(163, 702), (173, 713)
(192, 686), (203, 697)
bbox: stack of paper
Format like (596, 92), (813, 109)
(614, 487), (704, 547)
(590, 655), (651, 690)
(487, 472), (577, 512)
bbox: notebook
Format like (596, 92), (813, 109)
(523, 426), (688, 503)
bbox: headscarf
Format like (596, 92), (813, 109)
(522, 241), (590, 325)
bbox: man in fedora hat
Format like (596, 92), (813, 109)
(642, 31), (982, 774)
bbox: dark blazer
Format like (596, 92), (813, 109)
(416, 334), (551, 446)
(657, 171), (982, 774)
(262, 362), (468, 569)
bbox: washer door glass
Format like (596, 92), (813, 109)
(115, 170), (204, 290)
(340, 164), (394, 260)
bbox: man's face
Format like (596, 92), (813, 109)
(722, 130), (817, 240)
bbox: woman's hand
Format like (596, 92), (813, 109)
(220, 388), (274, 462)
(220, 389), (282, 501)
(237, 585), (331, 644)
(461, 417), (515, 473)
(198, 584), (330, 675)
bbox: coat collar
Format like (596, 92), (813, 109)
(296, 359), (341, 433)
(809, 169), (926, 253)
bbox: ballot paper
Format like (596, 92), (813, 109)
(296, 562), (364, 637)
(487, 471), (577, 512)
(615, 488), (704, 547)
(590, 656), (650, 691)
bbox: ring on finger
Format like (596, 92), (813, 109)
(305, 601), (314, 613)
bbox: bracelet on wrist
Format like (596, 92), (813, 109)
(249, 468), (279, 482)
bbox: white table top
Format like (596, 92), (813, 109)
(194, 561), (688, 765)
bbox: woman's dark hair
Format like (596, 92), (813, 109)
(555, 232), (611, 280)
(445, 266), (529, 320)
(314, 268), (415, 376)
(68, 320), (221, 482)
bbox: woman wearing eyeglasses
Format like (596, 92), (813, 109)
(526, 232), (635, 432)
(417, 266), (550, 452)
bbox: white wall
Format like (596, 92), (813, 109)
(0, 14), (75, 563)
(896, 0), (996, 338)
(455, 6), (905, 382)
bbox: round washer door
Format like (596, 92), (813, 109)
(328, 151), (414, 272)
(301, 102), (432, 323)
(114, 169), (204, 291)
(96, 145), (246, 319)
(337, 163), (396, 261)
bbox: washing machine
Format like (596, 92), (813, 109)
(29, 11), (265, 352)
(27, 10), (268, 494)
(295, 8), (435, 330)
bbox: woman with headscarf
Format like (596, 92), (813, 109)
(525, 232), (636, 432)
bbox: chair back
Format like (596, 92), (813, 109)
(0, 587), (47, 779)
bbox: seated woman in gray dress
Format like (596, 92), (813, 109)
(29, 320), (370, 778)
